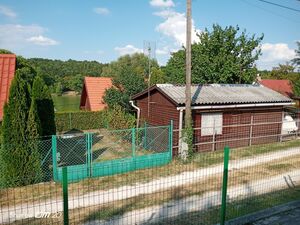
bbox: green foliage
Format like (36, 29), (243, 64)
(55, 107), (136, 132)
(103, 53), (153, 110)
(55, 82), (63, 96)
(55, 111), (106, 132)
(32, 76), (56, 136)
(259, 63), (300, 97)
(25, 100), (43, 182)
(262, 63), (295, 79)
(0, 62), (55, 186)
(28, 58), (106, 93)
(0, 49), (13, 54)
(0, 71), (39, 187)
(181, 122), (194, 161)
(150, 67), (166, 85)
(15, 58), (37, 85)
(101, 53), (158, 79)
(52, 95), (81, 112)
(165, 24), (263, 84)
(292, 79), (300, 97)
(64, 74), (84, 93)
(103, 88), (127, 109)
(292, 41), (300, 71)
(102, 105), (136, 129)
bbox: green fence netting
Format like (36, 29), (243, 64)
(53, 124), (173, 182)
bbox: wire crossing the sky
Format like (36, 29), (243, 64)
(258, 0), (300, 13)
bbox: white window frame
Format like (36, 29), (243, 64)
(201, 113), (223, 136)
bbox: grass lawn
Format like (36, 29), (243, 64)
(147, 187), (300, 225)
(52, 94), (81, 112)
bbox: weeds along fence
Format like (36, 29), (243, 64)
(0, 124), (300, 224)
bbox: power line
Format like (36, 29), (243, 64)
(242, 0), (300, 24)
(258, 0), (300, 13)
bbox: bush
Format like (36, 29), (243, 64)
(102, 105), (136, 129)
(55, 111), (106, 132)
(55, 107), (136, 132)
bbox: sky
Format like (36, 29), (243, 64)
(0, 0), (299, 70)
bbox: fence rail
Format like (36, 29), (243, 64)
(52, 124), (173, 182)
(173, 116), (300, 152)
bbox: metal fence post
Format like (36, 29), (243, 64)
(143, 122), (147, 149)
(169, 120), (173, 159)
(62, 167), (69, 225)
(212, 121), (216, 152)
(86, 133), (92, 177)
(51, 135), (58, 181)
(220, 146), (230, 225)
(249, 114), (253, 146)
(69, 113), (72, 130)
(132, 128), (136, 158)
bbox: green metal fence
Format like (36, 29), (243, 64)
(52, 123), (173, 182)
(1, 122), (300, 225)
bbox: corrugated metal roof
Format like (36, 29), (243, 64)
(80, 77), (113, 111)
(0, 54), (16, 120)
(156, 84), (292, 105)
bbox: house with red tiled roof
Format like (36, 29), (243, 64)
(257, 78), (294, 98)
(80, 77), (113, 111)
(0, 54), (16, 120)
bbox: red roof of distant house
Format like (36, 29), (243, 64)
(259, 79), (293, 97)
(0, 54), (16, 120)
(80, 77), (113, 111)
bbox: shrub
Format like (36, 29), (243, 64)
(102, 105), (136, 130)
(55, 107), (136, 132)
(55, 111), (106, 132)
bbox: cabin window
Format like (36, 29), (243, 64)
(201, 113), (223, 136)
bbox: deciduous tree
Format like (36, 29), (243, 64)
(165, 24), (263, 84)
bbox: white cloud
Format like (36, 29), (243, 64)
(150, 0), (175, 8)
(256, 43), (296, 70)
(93, 7), (110, 15)
(260, 43), (295, 62)
(156, 45), (173, 55)
(27, 35), (59, 46)
(156, 48), (168, 55)
(0, 24), (59, 49)
(0, 5), (17, 18)
(114, 45), (143, 56)
(155, 9), (200, 46)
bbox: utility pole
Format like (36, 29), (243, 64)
(180, 0), (192, 160)
(185, 0), (192, 127)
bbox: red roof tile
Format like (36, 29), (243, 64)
(80, 77), (113, 111)
(259, 79), (293, 97)
(0, 54), (16, 120)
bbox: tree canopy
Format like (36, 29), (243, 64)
(28, 58), (107, 93)
(103, 53), (164, 111)
(165, 24), (263, 84)
(292, 41), (300, 71)
(0, 53), (56, 186)
(0, 69), (42, 186)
